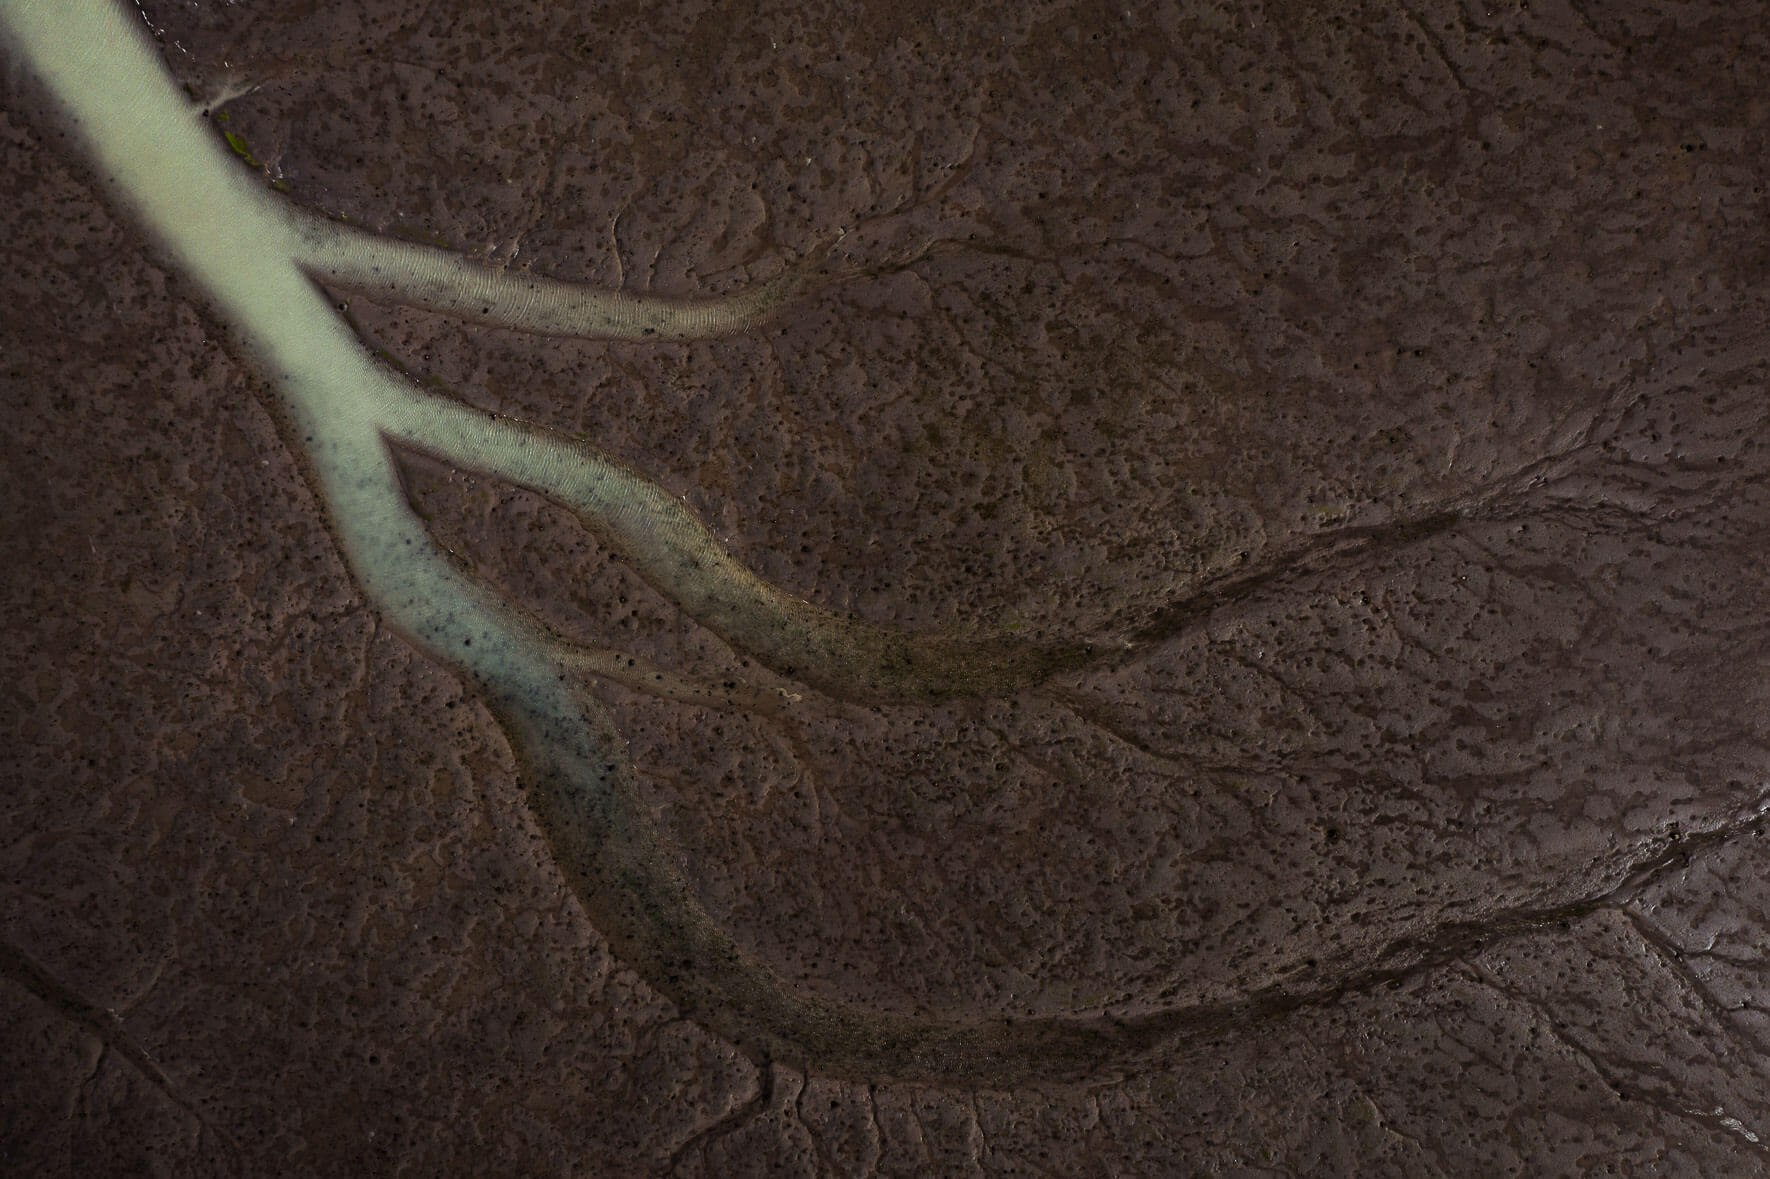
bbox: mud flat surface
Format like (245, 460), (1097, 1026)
(5, 0), (1770, 1174)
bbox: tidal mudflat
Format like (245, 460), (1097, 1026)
(5, 0), (1770, 1173)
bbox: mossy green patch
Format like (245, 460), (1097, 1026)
(222, 129), (260, 168)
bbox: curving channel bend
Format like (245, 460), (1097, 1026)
(6, 0), (1232, 1085)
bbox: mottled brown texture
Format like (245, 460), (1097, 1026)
(6, 0), (1770, 1173)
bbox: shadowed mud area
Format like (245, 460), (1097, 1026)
(6, 0), (1770, 1172)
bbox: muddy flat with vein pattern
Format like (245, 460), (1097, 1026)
(5, 0), (1770, 1173)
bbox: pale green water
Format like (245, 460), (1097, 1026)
(0, 0), (1159, 1082)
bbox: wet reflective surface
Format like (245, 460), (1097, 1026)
(6, 0), (1770, 1172)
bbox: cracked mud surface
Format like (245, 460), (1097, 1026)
(5, 0), (1770, 1173)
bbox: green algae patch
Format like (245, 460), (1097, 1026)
(222, 129), (261, 168)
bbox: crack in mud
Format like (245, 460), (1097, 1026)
(0, 941), (239, 1159)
